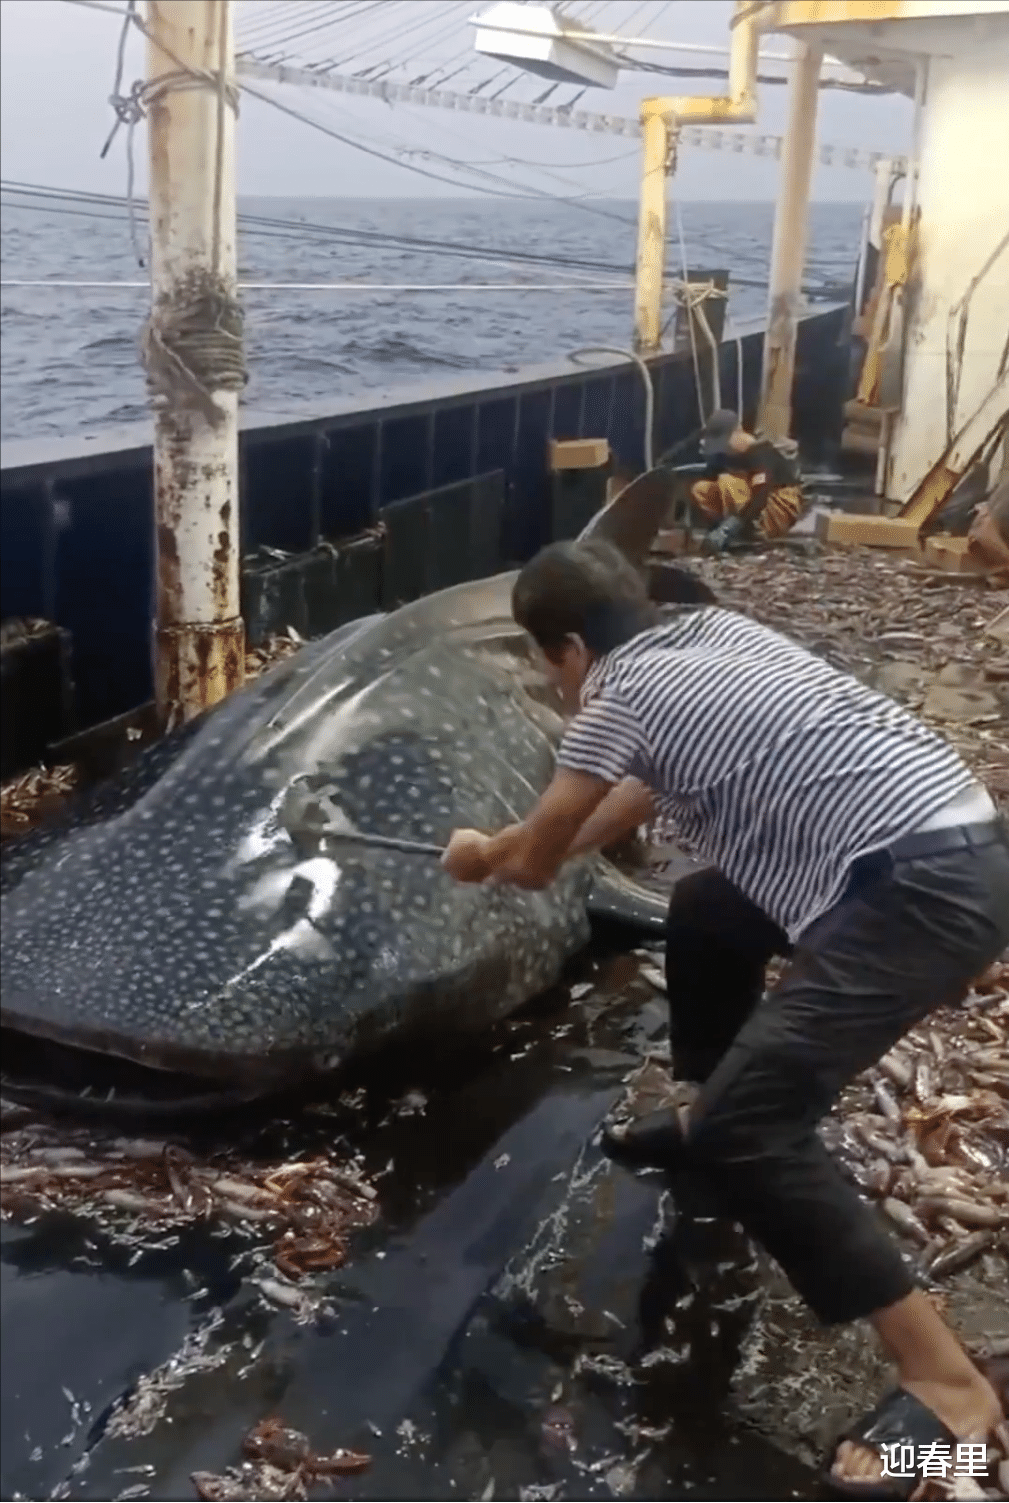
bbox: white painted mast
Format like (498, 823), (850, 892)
(146, 0), (245, 727)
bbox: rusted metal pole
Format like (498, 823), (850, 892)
(758, 39), (822, 440)
(146, 0), (244, 726)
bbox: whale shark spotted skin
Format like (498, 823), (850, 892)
(1, 475), (680, 1095)
(0, 575), (669, 1092)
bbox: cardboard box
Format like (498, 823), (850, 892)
(817, 512), (923, 550)
(549, 437), (610, 472)
(924, 535), (984, 574)
(653, 528), (691, 555)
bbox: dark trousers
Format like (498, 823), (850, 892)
(663, 830), (1009, 1325)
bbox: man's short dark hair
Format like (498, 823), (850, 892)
(512, 539), (661, 657)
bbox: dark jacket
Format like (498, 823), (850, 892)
(704, 437), (800, 488)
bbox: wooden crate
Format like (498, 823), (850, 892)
(652, 528), (693, 556)
(606, 467), (639, 503)
(816, 512), (922, 550)
(549, 437), (610, 472)
(924, 535), (984, 574)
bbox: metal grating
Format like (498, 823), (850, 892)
(380, 471), (506, 609)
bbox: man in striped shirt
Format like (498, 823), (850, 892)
(442, 539), (1009, 1496)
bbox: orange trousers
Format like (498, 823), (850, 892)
(691, 473), (803, 540)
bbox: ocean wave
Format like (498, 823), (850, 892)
(340, 335), (482, 369)
(82, 335), (139, 352)
(1, 199), (863, 441)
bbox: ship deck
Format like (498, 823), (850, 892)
(2, 540), (1007, 1502)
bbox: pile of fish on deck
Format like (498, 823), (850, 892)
(0, 1113), (380, 1321)
(0, 631), (304, 839)
(825, 960), (1008, 1282)
(192, 1417), (370, 1501)
(688, 545), (1008, 803)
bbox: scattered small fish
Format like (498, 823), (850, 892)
(251, 1278), (306, 1311)
(918, 1196), (1007, 1230)
(873, 1079), (901, 1124)
(103, 1190), (167, 1214)
(927, 1230), (996, 1279)
(882, 1198), (930, 1243)
(914, 1060), (934, 1105)
(878, 1050), (913, 1090)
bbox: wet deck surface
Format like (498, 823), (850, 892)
(2, 947), (821, 1503)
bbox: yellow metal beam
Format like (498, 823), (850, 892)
(755, 1), (1009, 27)
(632, 0), (760, 355)
(758, 39), (823, 438)
(633, 108), (671, 354)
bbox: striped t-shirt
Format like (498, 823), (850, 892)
(557, 607), (977, 939)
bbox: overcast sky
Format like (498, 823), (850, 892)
(0, 0), (913, 202)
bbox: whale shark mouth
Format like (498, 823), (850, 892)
(0, 1025), (282, 1121)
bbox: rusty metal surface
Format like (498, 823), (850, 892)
(154, 616), (245, 725)
(150, 359), (244, 725)
(146, 3), (243, 728)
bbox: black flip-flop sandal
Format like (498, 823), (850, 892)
(823, 1388), (957, 1500)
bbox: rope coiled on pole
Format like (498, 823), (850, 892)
(100, 1), (247, 426)
(143, 275), (247, 429)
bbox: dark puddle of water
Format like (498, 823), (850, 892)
(1, 948), (820, 1502)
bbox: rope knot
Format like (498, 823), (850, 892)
(108, 81), (146, 130)
(143, 272), (248, 430)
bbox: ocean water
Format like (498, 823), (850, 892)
(0, 197), (864, 443)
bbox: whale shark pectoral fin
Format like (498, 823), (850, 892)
(577, 468), (679, 569)
(586, 856), (673, 939)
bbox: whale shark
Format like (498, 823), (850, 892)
(0, 472), (686, 1105)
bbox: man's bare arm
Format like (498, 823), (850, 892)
(566, 777), (655, 858)
(484, 768), (612, 889)
(441, 776), (648, 886)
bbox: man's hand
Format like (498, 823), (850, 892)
(441, 829), (493, 883)
(442, 772), (612, 892)
(442, 825), (526, 883)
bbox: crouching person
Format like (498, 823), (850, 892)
(692, 408), (804, 553)
(442, 537), (1008, 1499)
